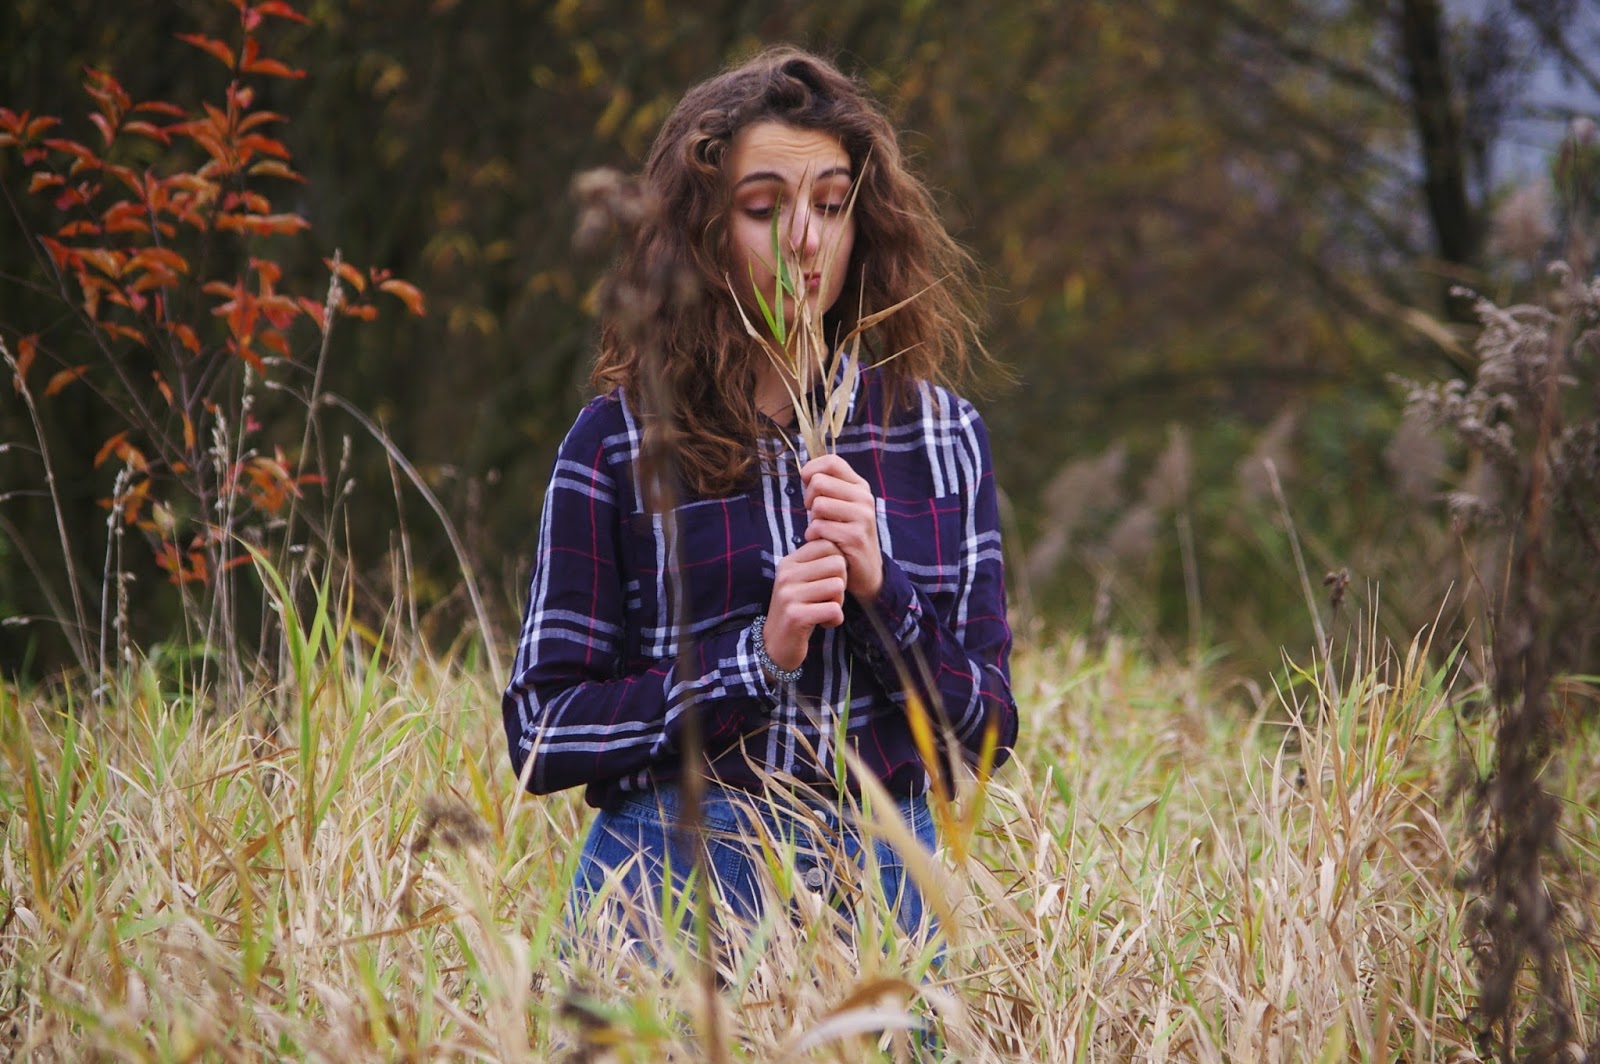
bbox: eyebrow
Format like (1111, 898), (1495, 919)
(733, 165), (853, 191)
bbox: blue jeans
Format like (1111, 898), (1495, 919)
(569, 782), (937, 945)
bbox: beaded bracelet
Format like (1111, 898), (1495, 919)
(750, 614), (803, 684)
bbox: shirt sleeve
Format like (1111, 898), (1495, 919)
(501, 403), (778, 796)
(843, 397), (1018, 773)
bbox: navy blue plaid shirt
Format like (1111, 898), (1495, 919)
(503, 366), (1017, 809)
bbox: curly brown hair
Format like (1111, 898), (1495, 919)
(591, 46), (985, 499)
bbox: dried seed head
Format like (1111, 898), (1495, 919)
(411, 794), (490, 855)
(1488, 180), (1554, 264)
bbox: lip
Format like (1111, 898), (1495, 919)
(803, 272), (822, 292)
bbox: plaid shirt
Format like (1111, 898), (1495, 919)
(502, 367), (1017, 809)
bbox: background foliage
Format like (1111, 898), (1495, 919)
(3, 0), (1598, 676)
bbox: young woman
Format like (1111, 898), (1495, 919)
(502, 47), (1017, 944)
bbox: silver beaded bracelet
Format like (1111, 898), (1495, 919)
(750, 614), (803, 684)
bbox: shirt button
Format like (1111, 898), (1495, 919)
(792, 533), (805, 547)
(785, 485), (798, 497)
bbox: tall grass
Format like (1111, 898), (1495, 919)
(3, 585), (1594, 1059)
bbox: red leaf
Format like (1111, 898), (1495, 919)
(255, 1), (309, 23)
(379, 278), (426, 316)
(238, 110), (286, 133)
(42, 138), (95, 164)
(39, 236), (77, 271)
(122, 120), (171, 145)
(88, 113), (115, 146)
(176, 33), (236, 70)
(44, 364), (90, 396)
(25, 115), (61, 139)
(28, 173), (65, 194)
(238, 133), (290, 160)
(59, 220), (102, 238)
(296, 297), (326, 330)
(134, 101), (187, 118)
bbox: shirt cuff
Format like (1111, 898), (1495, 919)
(845, 553), (923, 664)
(726, 619), (784, 711)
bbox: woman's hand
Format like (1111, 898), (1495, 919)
(801, 454), (883, 601)
(763, 539), (847, 672)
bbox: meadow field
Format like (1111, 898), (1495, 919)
(3, 608), (1597, 1061)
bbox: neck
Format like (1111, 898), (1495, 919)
(754, 358), (799, 425)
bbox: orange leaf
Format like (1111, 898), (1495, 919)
(248, 159), (303, 182)
(242, 57), (305, 80)
(94, 431), (130, 468)
(172, 323), (201, 355)
(29, 172), (65, 194)
(101, 322), (146, 345)
(379, 278), (426, 316)
(229, 337), (266, 374)
(12, 335), (37, 393)
(325, 259), (365, 293)
(260, 329), (291, 359)
(176, 33), (236, 69)
(250, 257), (282, 288)
(259, 294), (299, 329)
(103, 202), (149, 234)
(132, 247), (189, 274)
(153, 370), (175, 406)
(340, 303), (379, 321)
(79, 248), (124, 277)
(44, 364), (90, 396)
(182, 413), (197, 452)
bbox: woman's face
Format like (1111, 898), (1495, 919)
(724, 121), (857, 326)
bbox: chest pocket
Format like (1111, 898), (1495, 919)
(881, 494), (966, 604)
(626, 497), (767, 656)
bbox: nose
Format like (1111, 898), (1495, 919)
(785, 202), (822, 260)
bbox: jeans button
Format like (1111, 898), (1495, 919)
(802, 865), (826, 892)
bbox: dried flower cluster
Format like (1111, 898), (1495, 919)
(1402, 259), (1600, 1058)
